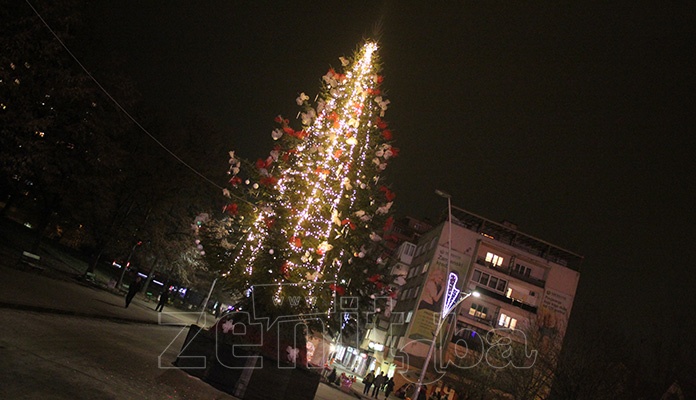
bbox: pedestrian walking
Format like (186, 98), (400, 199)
(155, 288), (169, 312)
(362, 370), (375, 395)
(384, 377), (395, 399)
(125, 276), (142, 308)
(327, 367), (337, 385)
(372, 371), (386, 398)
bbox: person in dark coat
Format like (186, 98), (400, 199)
(155, 288), (169, 312)
(372, 371), (386, 398)
(363, 371), (375, 395)
(327, 368), (337, 385)
(383, 377), (395, 399)
(125, 276), (142, 308)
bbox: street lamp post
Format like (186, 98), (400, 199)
(412, 189), (454, 400)
(412, 289), (479, 400)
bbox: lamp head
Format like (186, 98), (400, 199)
(435, 189), (451, 199)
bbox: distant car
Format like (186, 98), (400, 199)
(395, 383), (415, 399)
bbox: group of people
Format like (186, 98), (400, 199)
(362, 370), (395, 399)
(326, 368), (357, 392)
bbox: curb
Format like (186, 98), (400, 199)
(319, 382), (363, 399)
(0, 301), (190, 327)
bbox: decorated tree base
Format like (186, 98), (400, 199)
(175, 324), (321, 400)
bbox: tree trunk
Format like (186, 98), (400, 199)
(142, 257), (158, 294)
(84, 247), (105, 276)
(85, 200), (135, 275)
(29, 201), (54, 254)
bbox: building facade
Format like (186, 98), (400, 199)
(381, 206), (583, 398)
(332, 216), (432, 376)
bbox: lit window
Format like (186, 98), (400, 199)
(498, 313), (518, 329)
(485, 252), (504, 267)
(406, 311), (413, 323)
(469, 303), (488, 319)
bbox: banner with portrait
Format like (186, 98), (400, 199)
(407, 246), (470, 344)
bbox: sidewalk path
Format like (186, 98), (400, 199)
(0, 264), (353, 400)
(0, 264), (212, 327)
(330, 363), (401, 400)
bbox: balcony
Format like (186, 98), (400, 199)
(475, 286), (538, 314)
(476, 257), (546, 288)
(450, 322), (488, 353)
(460, 311), (494, 327)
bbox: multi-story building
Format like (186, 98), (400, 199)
(381, 205), (583, 397)
(332, 216), (432, 375)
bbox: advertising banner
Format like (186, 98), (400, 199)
(408, 245), (470, 343)
(539, 288), (573, 339)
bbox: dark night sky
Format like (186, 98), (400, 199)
(74, 1), (695, 346)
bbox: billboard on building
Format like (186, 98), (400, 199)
(539, 288), (573, 339)
(407, 245), (471, 344)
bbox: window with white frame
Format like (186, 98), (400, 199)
(404, 243), (415, 257)
(472, 269), (507, 292)
(469, 303), (488, 319)
(513, 263), (532, 277)
(406, 311), (413, 323)
(485, 252), (504, 267)
(392, 312), (404, 324)
(498, 313), (518, 329)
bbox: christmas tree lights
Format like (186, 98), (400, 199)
(202, 41), (398, 323)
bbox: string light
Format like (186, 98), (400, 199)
(223, 42), (392, 306)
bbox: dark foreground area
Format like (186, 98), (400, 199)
(0, 219), (360, 400)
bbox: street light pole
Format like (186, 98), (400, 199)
(413, 189), (453, 400)
(412, 290), (479, 400)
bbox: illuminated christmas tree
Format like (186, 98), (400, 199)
(201, 41), (398, 331)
